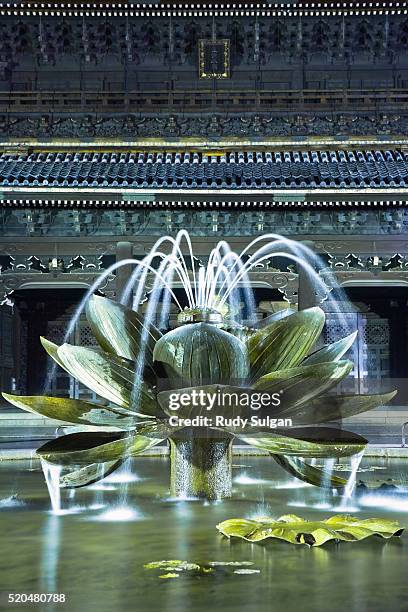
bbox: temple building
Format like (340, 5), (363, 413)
(0, 0), (408, 444)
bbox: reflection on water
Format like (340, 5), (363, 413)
(289, 500), (361, 512)
(275, 481), (314, 489)
(104, 467), (141, 484)
(163, 495), (200, 502)
(0, 456), (407, 612)
(309, 502), (332, 510)
(359, 494), (408, 513)
(233, 473), (271, 486)
(88, 483), (116, 491)
(331, 504), (361, 513)
(48, 507), (83, 516)
(92, 506), (144, 522)
(41, 513), (60, 594)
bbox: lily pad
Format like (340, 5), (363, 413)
(208, 561), (254, 567)
(159, 573), (179, 579)
(144, 560), (200, 571)
(144, 559), (259, 578)
(217, 514), (404, 547)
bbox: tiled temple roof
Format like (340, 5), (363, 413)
(1, 1), (402, 17)
(1, 150), (408, 190)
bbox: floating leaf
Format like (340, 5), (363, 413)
(253, 361), (353, 413)
(154, 323), (248, 386)
(144, 560), (184, 569)
(159, 573), (179, 579)
(86, 295), (161, 374)
(144, 560), (200, 571)
(217, 514), (404, 546)
(144, 559), (257, 578)
(208, 561), (254, 567)
(237, 427), (367, 458)
(302, 331), (358, 366)
(171, 564), (200, 572)
(247, 307), (325, 381)
(272, 455), (347, 488)
(42, 339), (160, 417)
(2, 394), (138, 429)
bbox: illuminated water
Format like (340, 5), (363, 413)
(0, 456), (406, 612)
(22, 229), (398, 609)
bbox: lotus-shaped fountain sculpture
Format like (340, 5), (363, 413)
(3, 296), (396, 500)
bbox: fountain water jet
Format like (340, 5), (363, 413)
(41, 460), (62, 514)
(340, 452), (364, 508)
(5, 231), (396, 506)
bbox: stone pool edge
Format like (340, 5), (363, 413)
(1, 444), (408, 461)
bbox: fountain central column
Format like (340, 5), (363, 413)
(169, 429), (233, 500)
(155, 308), (246, 501)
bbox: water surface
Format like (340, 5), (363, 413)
(0, 457), (406, 612)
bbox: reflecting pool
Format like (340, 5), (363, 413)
(0, 456), (406, 612)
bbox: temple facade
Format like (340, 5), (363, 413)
(0, 0), (407, 443)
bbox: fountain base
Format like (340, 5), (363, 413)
(169, 430), (233, 500)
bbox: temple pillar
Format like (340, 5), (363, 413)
(115, 241), (133, 305)
(298, 240), (320, 310)
(23, 301), (48, 394)
(12, 306), (22, 394)
(383, 297), (408, 405)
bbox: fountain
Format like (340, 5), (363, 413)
(2, 232), (397, 503)
(339, 451), (364, 508)
(41, 461), (62, 514)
